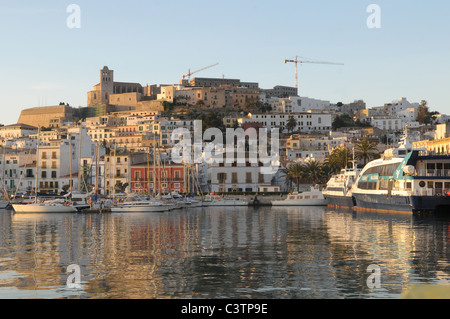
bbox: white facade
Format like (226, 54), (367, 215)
(209, 152), (277, 193)
(274, 96), (330, 113)
(0, 151), (35, 194)
(397, 107), (418, 124)
(36, 127), (100, 194)
(243, 112), (332, 134)
(0, 124), (37, 141)
(389, 97), (420, 115)
(371, 117), (405, 131)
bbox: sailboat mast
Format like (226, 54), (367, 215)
(34, 126), (40, 204)
(69, 134), (72, 194)
(78, 126), (82, 192)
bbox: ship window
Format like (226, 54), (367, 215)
(304, 196), (310, 199)
(435, 182), (443, 189)
(428, 181), (434, 189)
(419, 181), (426, 188)
(406, 182), (412, 190)
(445, 182), (450, 189)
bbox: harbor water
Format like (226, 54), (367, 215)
(1, 206), (450, 299)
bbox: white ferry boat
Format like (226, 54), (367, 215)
(323, 167), (361, 209)
(352, 132), (450, 213)
(272, 185), (327, 206)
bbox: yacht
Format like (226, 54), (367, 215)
(352, 132), (450, 213)
(111, 194), (171, 213)
(12, 197), (78, 214)
(323, 167), (361, 209)
(272, 185), (327, 206)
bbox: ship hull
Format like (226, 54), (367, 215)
(353, 192), (450, 213)
(325, 194), (355, 209)
(352, 193), (414, 213)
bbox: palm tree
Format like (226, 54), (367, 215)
(302, 160), (323, 185)
(326, 146), (353, 174)
(355, 138), (379, 166)
(283, 162), (304, 192)
(320, 163), (334, 184)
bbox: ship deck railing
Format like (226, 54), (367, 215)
(415, 169), (450, 178)
(413, 189), (449, 197)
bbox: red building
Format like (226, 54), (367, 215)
(130, 163), (185, 194)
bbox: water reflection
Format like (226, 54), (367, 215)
(1, 207), (450, 299)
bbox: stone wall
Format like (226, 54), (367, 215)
(17, 105), (74, 127)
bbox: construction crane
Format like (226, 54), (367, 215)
(182, 62), (219, 81)
(284, 56), (344, 93)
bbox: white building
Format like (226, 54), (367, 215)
(209, 151), (279, 193)
(36, 127), (100, 194)
(371, 117), (405, 132)
(274, 96), (330, 113)
(389, 97), (420, 115)
(397, 107), (418, 124)
(0, 151), (35, 194)
(242, 112), (332, 134)
(0, 124), (38, 141)
(80, 155), (106, 195)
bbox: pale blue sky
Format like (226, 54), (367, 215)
(0, 0), (449, 125)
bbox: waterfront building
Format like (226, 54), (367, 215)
(130, 161), (186, 194)
(104, 152), (147, 195)
(209, 151), (278, 193)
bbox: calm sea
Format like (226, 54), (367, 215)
(1, 206), (450, 299)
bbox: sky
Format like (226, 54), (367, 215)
(0, 0), (449, 125)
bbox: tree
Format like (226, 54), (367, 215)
(417, 100), (433, 125)
(286, 116), (297, 133)
(332, 114), (354, 130)
(283, 162), (304, 192)
(326, 146), (353, 174)
(302, 160), (323, 185)
(354, 138), (380, 166)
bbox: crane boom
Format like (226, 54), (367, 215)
(182, 62), (219, 80)
(284, 56), (344, 92)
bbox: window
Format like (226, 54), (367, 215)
(217, 173), (226, 183)
(51, 171), (56, 178)
(41, 171), (47, 178)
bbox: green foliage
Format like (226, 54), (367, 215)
(286, 116), (297, 133)
(282, 160), (329, 192)
(354, 138), (380, 165)
(325, 146), (353, 174)
(196, 111), (225, 132)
